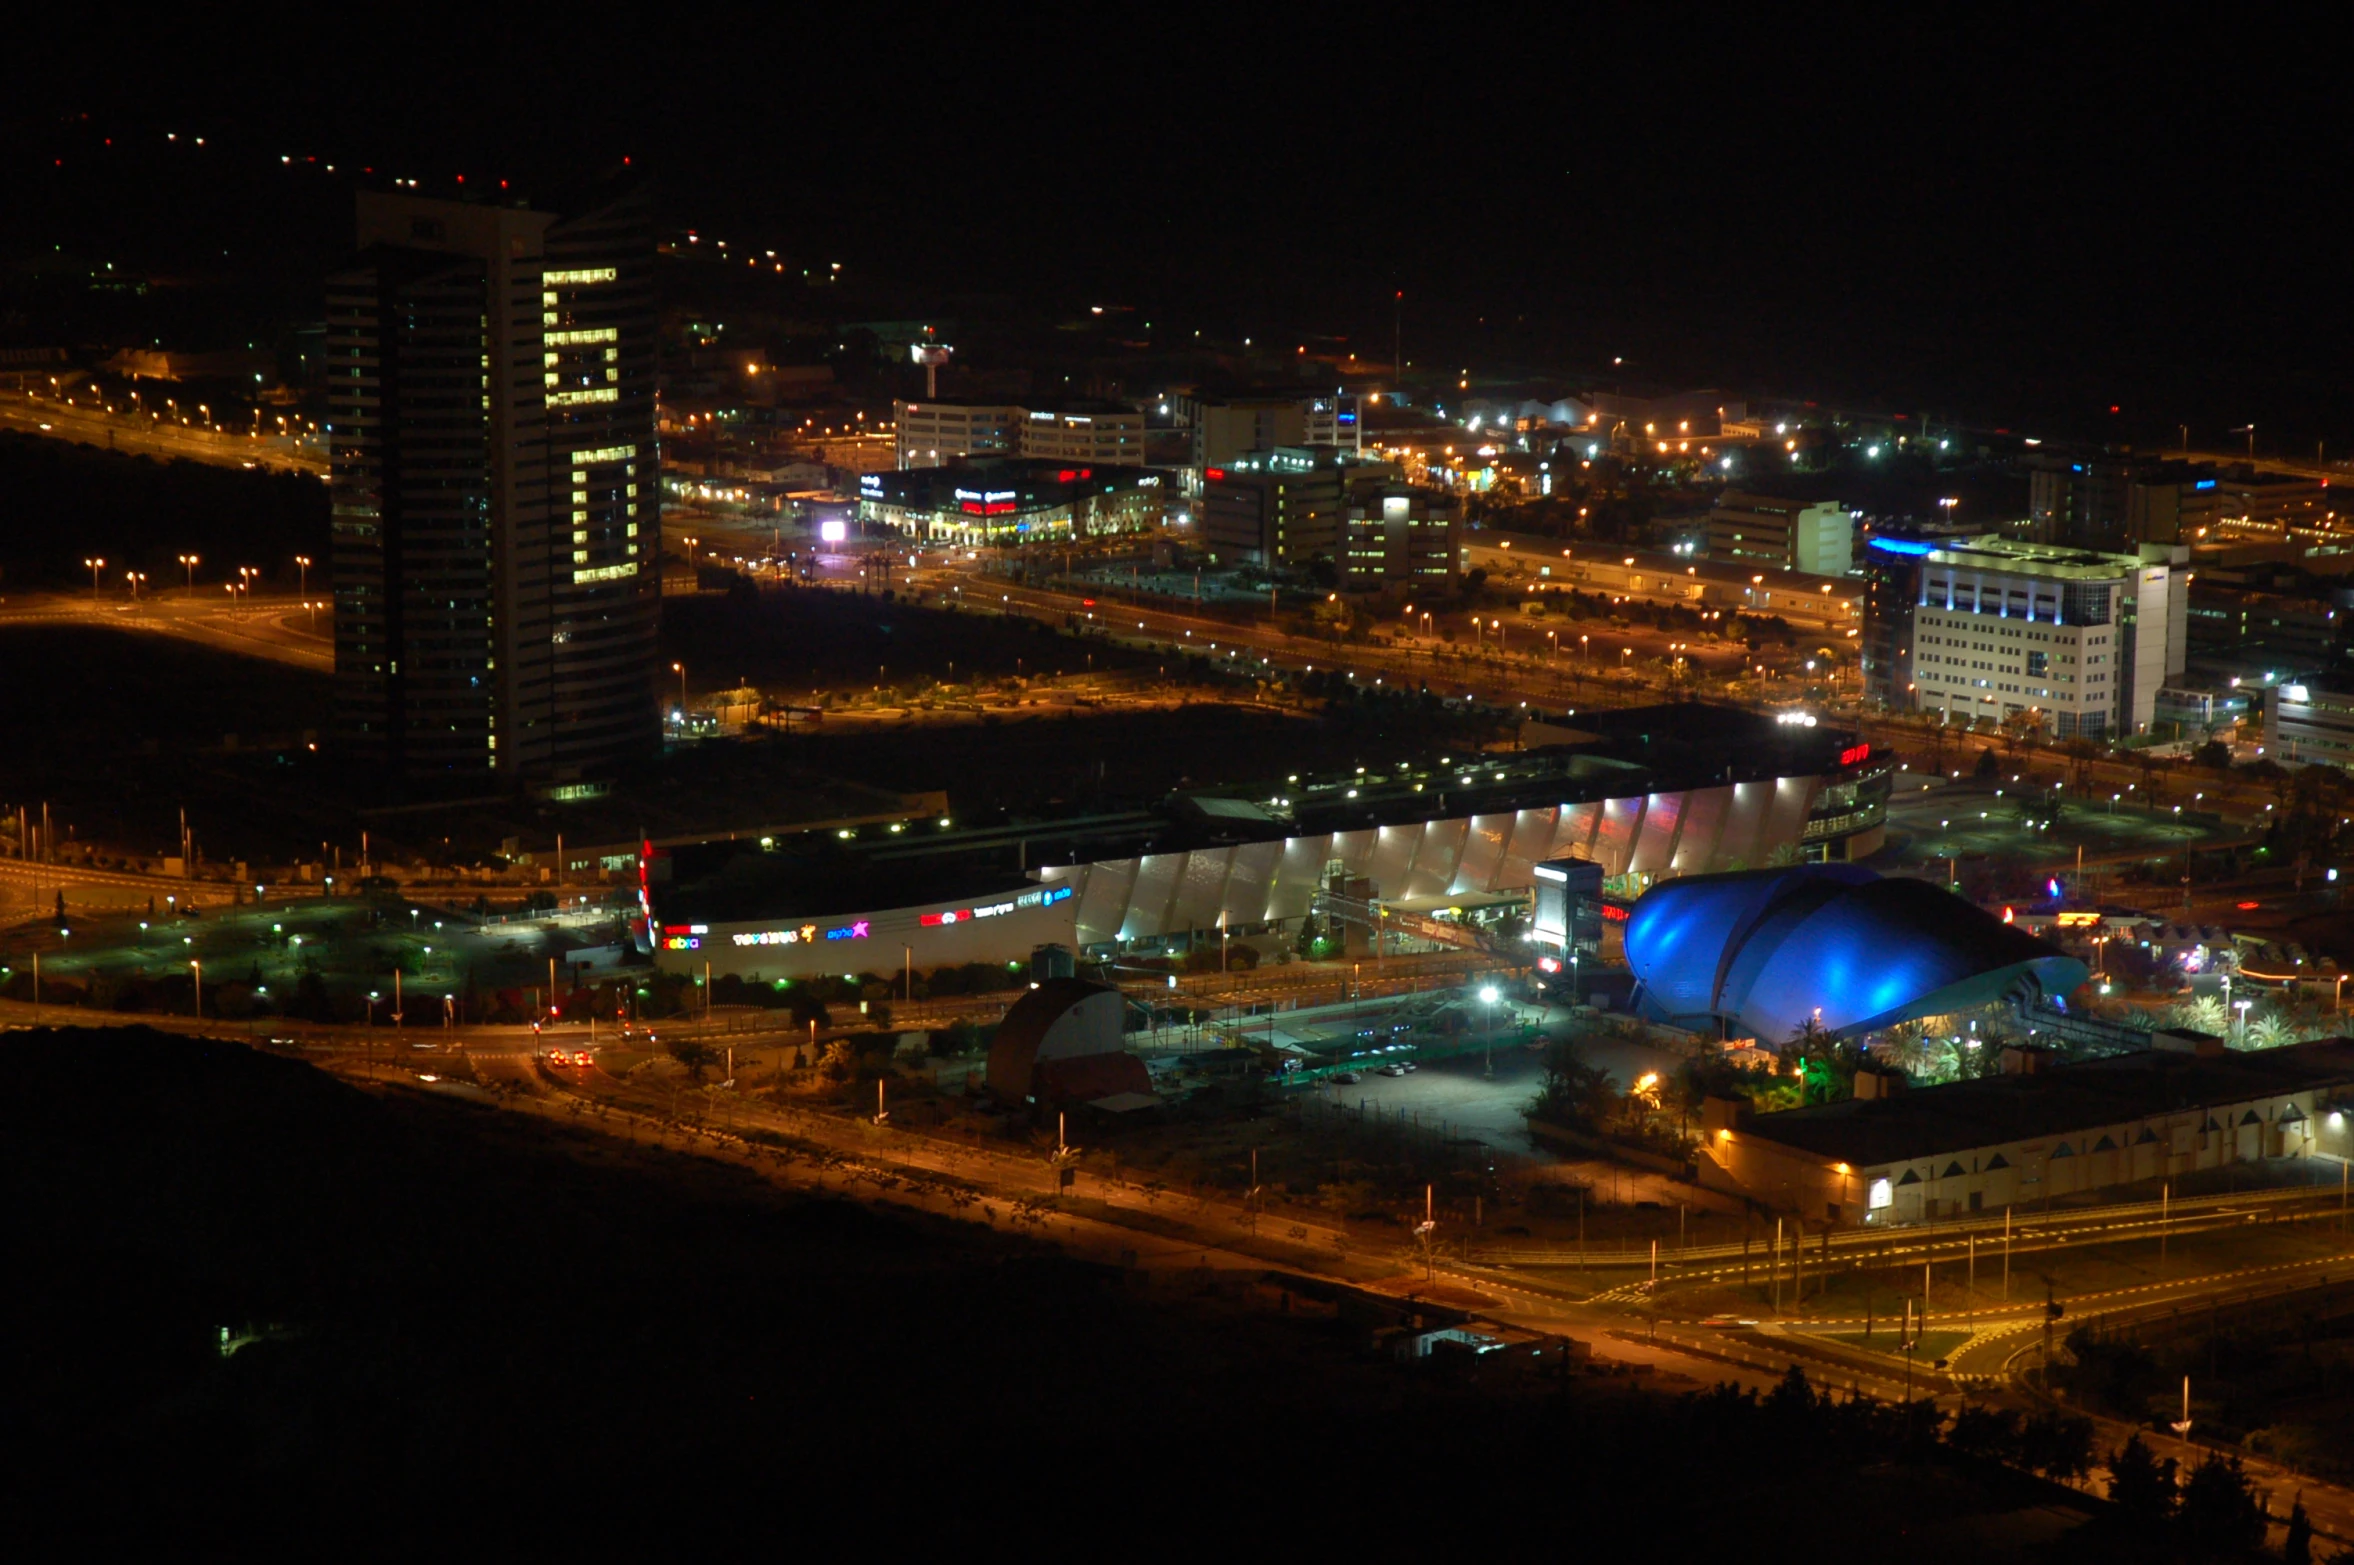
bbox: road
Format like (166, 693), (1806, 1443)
(0, 391), (326, 475)
(0, 590), (331, 670)
(897, 560), (1751, 716)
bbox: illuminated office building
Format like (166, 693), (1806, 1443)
(328, 184), (659, 778)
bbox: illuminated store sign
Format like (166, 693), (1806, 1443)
(955, 488), (1019, 517)
(1839, 742), (1871, 767)
(919, 884), (1072, 928)
(731, 920), (869, 947)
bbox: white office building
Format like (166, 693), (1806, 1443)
(1905, 536), (2187, 738)
(894, 399), (1144, 470)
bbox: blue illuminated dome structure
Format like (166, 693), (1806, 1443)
(1625, 865), (2088, 1042)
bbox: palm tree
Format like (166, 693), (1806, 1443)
(2173, 994), (2227, 1035)
(1874, 1019), (1937, 1077)
(2062, 738), (2101, 794)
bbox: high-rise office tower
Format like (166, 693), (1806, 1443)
(328, 183), (658, 779)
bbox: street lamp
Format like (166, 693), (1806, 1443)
(672, 661), (687, 713)
(1479, 983), (1499, 1078)
(83, 556), (105, 596)
(179, 553), (200, 594)
(295, 555), (312, 596)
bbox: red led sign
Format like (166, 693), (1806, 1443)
(1839, 742), (1871, 767)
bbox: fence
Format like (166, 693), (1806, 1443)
(1285, 1090), (1527, 1174)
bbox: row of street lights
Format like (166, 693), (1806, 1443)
(74, 553), (316, 599)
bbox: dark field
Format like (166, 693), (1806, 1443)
(0, 624), (336, 856)
(0, 430), (328, 591)
(1, 1028), (2128, 1555)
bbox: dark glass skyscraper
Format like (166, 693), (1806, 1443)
(328, 183), (658, 779)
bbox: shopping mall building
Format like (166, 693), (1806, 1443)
(647, 704), (1892, 983)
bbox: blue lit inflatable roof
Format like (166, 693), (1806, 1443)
(1625, 865), (2087, 1042)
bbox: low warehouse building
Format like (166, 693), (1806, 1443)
(1706, 1036), (2354, 1225)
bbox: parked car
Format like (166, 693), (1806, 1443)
(1377, 1063), (1408, 1078)
(1330, 1070), (1362, 1085)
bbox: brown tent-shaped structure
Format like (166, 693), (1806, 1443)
(985, 977), (1152, 1105)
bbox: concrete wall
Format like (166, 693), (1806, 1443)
(1713, 1085), (2332, 1225)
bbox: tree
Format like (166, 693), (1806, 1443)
(2104, 1435), (2175, 1527)
(1874, 1020), (1939, 1080)
(2193, 738), (2233, 771)
(2285, 1496), (2313, 1565)
(2177, 1451), (2267, 1555)
(1527, 1035), (1618, 1129)
(1944, 1404), (2022, 1463)
(2001, 707), (2043, 755)
(2017, 1408), (2094, 1483)
(2248, 1013), (2295, 1050)
(668, 1039), (720, 1084)
(1972, 746), (1999, 779)
(2173, 994), (2228, 1034)
(2062, 737), (2101, 792)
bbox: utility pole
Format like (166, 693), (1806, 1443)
(2003, 1205), (2013, 1300)
(1903, 1298), (1916, 1402)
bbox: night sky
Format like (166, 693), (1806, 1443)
(9, 10), (2348, 445)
